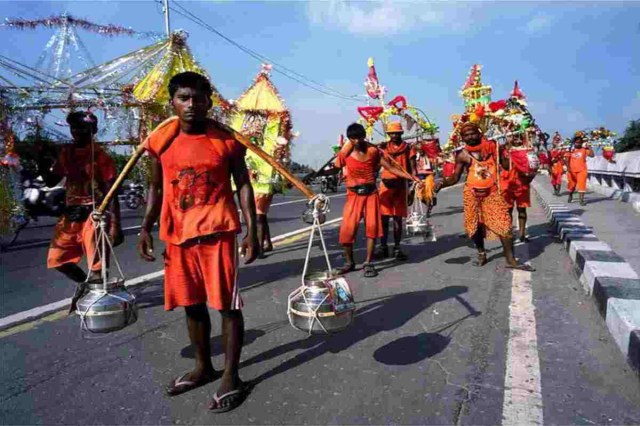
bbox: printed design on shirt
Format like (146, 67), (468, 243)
(572, 152), (583, 160)
(473, 163), (493, 181)
(170, 167), (220, 211)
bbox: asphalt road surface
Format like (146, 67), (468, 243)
(1, 184), (639, 425)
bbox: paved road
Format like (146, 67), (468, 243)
(1, 183), (639, 425)
(0, 186), (347, 317)
(536, 177), (640, 275)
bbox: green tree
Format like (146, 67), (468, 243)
(616, 119), (640, 153)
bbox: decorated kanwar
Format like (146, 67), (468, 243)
(229, 64), (294, 258)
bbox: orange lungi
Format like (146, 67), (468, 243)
(567, 170), (588, 193)
(339, 191), (383, 244)
(47, 216), (103, 271)
(255, 193), (274, 215)
(550, 161), (564, 186)
(501, 169), (531, 208)
(163, 231), (240, 311)
(379, 180), (408, 217)
(463, 185), (512, 240)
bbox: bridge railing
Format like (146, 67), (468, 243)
(586, 151), (640, 201)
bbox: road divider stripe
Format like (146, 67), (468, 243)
(502, 238), (544, 425)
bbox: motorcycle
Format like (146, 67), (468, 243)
(320, 174), (339, 194)
(3, 176), (66, 248)
(123, 182), (145, 210)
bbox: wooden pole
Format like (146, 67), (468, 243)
(215, 122), (316, 199)
(96, 118), (317, 214)
(96, 143), (146, 214)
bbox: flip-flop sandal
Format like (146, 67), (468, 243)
(166, 372), (217, 397)
(209, 384), (247, 413)
(363, 263), (378, 278)
(505, 264), (536, 272)
(337, 263), (355, 275)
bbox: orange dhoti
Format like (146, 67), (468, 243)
(339, 191), (383, 244)
(255, 193), (274, 215)
(567, 170), (588, 193)
(163, 231), (241, 311)
(550, 162), (564, 186)
(47, 216), (103, 271)
(379, 180), (408, 217)
(463, 185), (513, 240)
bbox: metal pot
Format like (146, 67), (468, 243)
(77, 278), (138, 333)
(288, 272), (355, 335)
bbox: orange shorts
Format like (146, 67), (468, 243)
(379, 181), (408, 217)
(502, 180), (531, 208)
(255, 193), (274, 215)
(550, 162), (564, 186)
(163, 232), (241, 311)
(567, 170), (588, 193)
(47, 216), (102, 271)
(339, 191), (383, 245)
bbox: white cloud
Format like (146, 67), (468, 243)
(307, 1), (469, 36)
(524, 14), (553, 34)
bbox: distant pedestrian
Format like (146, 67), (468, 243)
(564, 132), (594, 206)
(39, 111), (123, 314)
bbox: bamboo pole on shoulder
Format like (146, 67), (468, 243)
(96, 118), (316, 214)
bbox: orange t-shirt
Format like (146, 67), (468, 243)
(146, 129), (246, 245)
(53, 145), (116, 206)
(566, 148), (592, 173)
(336, 145), (381, 187)
(380, 142), (410, 180)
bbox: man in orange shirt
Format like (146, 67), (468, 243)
(336, 123), (420, 278)
(549, 132), (565, 196)
(39, 111), (123, 313)
(435, 122), (534, 271)
(565, 132), (594, 206)
(378, 121), (413, 261)
(137, 72), (258, 413)
(500, 134), (536, 243)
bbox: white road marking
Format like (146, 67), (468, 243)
(0, 218), (343, 332)
(502, 240), (543, 425)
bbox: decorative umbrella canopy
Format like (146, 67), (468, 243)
(230, 64), (292, 195)
(233, 65), (287, 113)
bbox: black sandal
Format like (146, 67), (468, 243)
(472, 252), (488, 267)
(363, 263), (378, 278)
(337, 263), (355, 275)
(393, 248), (408, 262)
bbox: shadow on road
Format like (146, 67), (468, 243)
(241, 286), (477, 388)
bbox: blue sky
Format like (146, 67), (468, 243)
(2, 0), (639, 168)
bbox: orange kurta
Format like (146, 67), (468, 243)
(47, 145), (116, 271)
(565, 147), (592, 193)
(144, 121), (246, 311)
(549, 148), (565, 186)
(379, 142), (411, 217)
(336, 146), (383, 244)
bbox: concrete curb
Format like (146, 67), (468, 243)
(532, 180), (640, 375)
